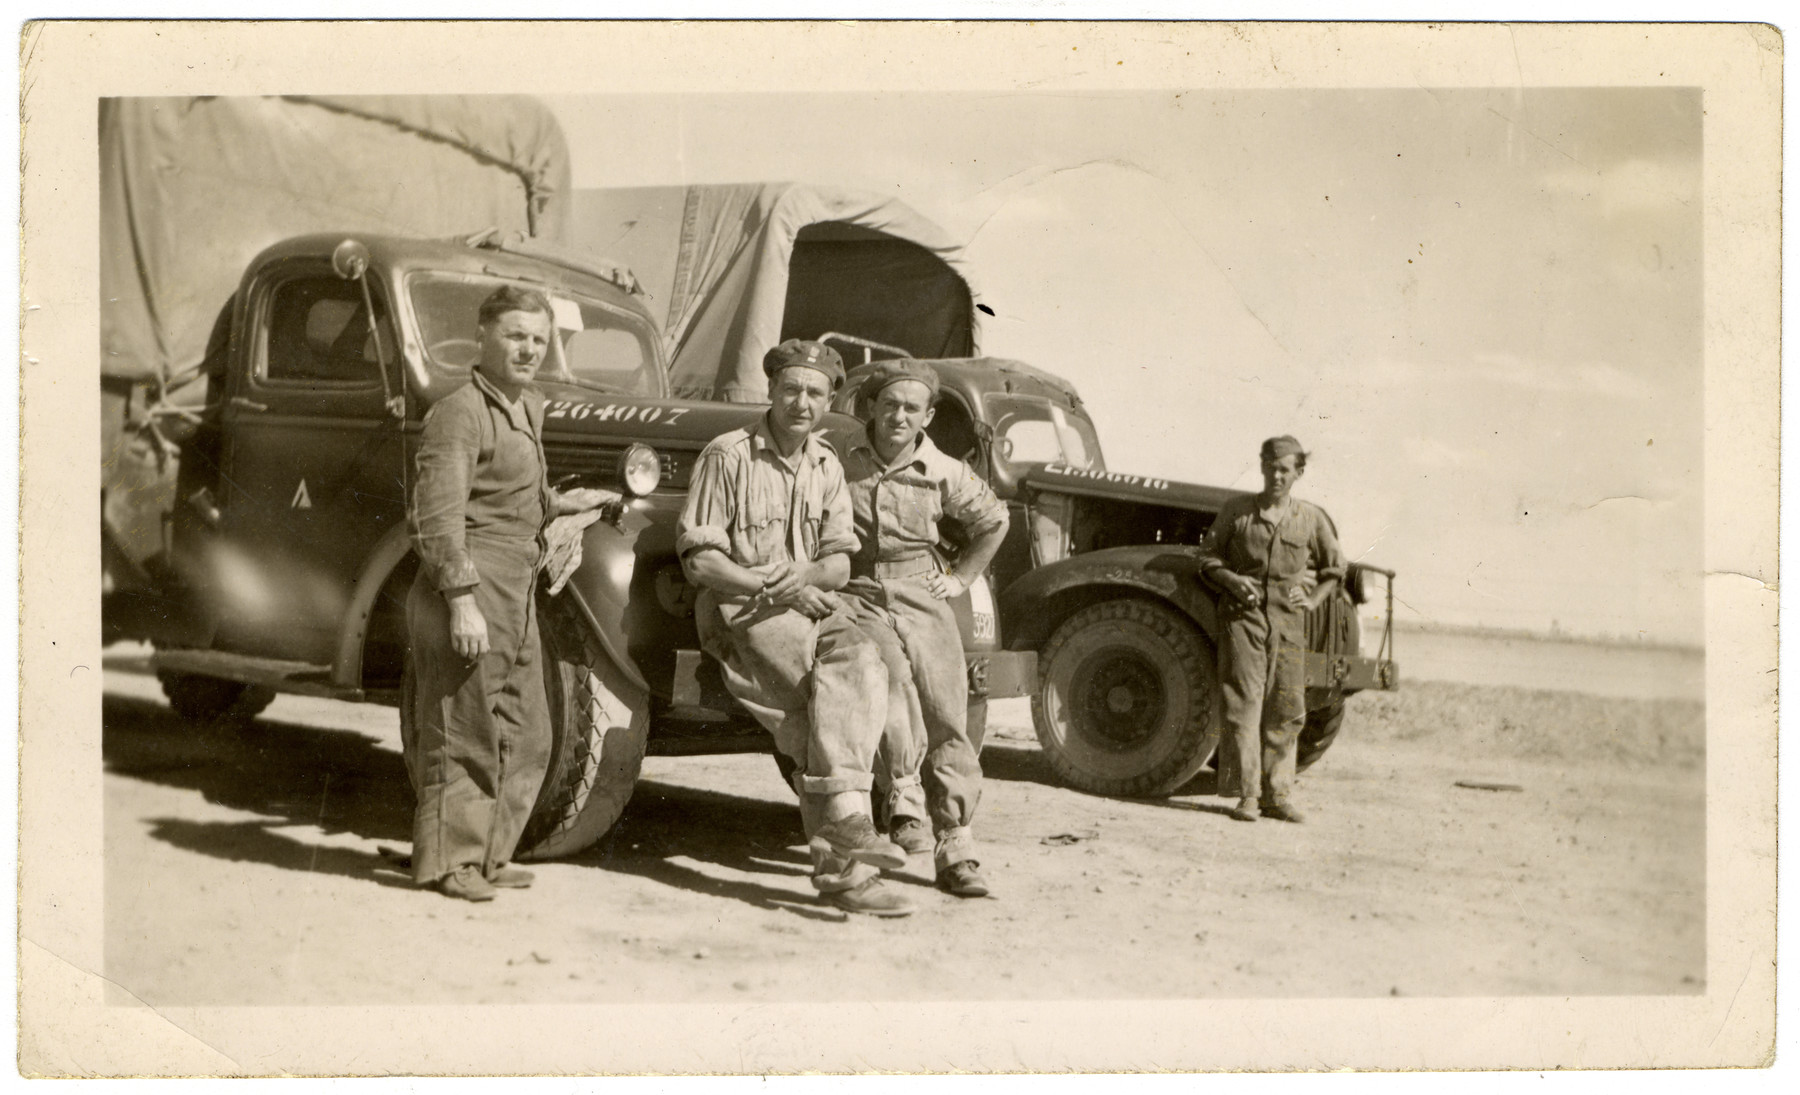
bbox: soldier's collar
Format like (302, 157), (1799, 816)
(855, 429), (933, 471)
(470, 369), (537, 430)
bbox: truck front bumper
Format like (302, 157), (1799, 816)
(968, 650), (1037, 700)
(1304, 651), (1400, 692)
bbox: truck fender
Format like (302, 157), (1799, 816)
(331, 519), (651, 696)
(333, 524), (414, 690)
(548, 511), (652, 694)
(997, 544), (1221, 650)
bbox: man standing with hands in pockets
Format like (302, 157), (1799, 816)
(1195, 435), (1346, 824)
(841, 359), (1009, 898)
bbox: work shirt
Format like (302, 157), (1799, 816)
(841, 431), (1007, 575)
(1195, 494), (1347, 615)
(409, 370), (551, 591)
(676, 417), (859, 620)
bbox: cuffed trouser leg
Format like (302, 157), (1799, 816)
(886, 584), (984, 839)
(403, 544), (551, 885)
(706, 604), (889, 889)
(849, 598), (928, 828)
(1217, 612), (1271, 803)
(799, 791), (881, 893)
(934, 825), (978, 872)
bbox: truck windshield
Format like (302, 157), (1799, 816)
(408, 272), (662, 397)
(985, 394), (1105, 473)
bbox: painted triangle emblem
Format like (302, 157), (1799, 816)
(291, 480), (313, 509)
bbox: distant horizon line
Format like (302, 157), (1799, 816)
(1387, 618), (1703, 654)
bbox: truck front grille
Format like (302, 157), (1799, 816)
(543, 443), (693, 491)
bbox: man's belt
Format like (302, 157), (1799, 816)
(871, 555), (940, 580)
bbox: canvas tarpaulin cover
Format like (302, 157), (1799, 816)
(565, 183), (978, 402)
(100, 95), (571, 579)
(100, 95), (571, 387)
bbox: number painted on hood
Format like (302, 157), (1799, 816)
(545, 400), (690, 427)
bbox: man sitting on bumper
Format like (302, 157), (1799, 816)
(676, 339), (915, 917)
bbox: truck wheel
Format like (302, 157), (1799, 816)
(1296, 698), (1345, 773)
(1033, 599), (1218, 797)
(516, 594), (650, 861)
(157, 671), (275, 723)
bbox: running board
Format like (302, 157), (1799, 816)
(152, 648), (367, 703)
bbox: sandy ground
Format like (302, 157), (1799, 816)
(101, 643), (1704, 1005)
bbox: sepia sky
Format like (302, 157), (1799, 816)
(548, 89), (1703, 645)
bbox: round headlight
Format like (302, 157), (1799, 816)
(621, 443), (662, 496)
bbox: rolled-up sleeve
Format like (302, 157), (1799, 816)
(409, 396), (483, 591)
(1195, 502), (1240, 581)
(815, 458), (860, 560)
(940, 457), (1008, 539)
(1311, 506), (1347, 583)
(676, 447), (735, 562)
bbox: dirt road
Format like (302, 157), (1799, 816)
(102, 644), (1704, 1005)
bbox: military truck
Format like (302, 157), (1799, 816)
(117, 228), (1041, 861)
(110, 152), (1396, 860)
(124, 228), (1395, 866)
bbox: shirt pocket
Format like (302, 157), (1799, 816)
(886, 474), (940, 544)
(1273, 529), (1312, 578)
(740, 479), (789, 563)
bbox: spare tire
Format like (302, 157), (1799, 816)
(1296, 698), (1345, 773)
(1032, 598), (1218, 797)
(515, 593), (650, 861)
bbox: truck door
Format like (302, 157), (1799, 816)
(211, 259), (406, 664)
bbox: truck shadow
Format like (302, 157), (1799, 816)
(104, 694), (414, 859)
(974, 742), (1061, 786)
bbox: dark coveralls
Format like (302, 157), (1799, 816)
(676, 418), (894, 894)
(1195, 495), (1345, 807)
(404, 370), (554, 885)
(842, 431), (1007, 872)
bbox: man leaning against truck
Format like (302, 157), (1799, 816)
(1194, 434), (1346, 825)
(676, 339), (915, 918)
(405, 285), (608, 902)
(842, 359), (1009, 898)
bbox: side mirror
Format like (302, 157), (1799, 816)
(331, 238), (371, 281)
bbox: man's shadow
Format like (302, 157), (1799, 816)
(105, 693), (413, 885)
(567, 779), (860, 922)
(980, 740), (1241, 816)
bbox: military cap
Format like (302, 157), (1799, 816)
(762, 339), (845, 390)
(1260, 435), (1307, 462)
(865, 358), (941, 403)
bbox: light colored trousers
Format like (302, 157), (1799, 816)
(852, 580), (983, 870)
(700, 600), (890, 893)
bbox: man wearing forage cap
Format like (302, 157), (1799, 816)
(676, 339), (914, 916)
(1195, 435), (1346, 823)
(840, 358), (1010, 897)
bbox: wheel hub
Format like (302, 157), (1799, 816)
(1074, 651), (1167, 750)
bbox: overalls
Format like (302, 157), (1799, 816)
(404, 371), (554, 885)
(1197, 495), (1345, 806)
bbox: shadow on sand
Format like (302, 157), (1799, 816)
(108, 692), (860, 917)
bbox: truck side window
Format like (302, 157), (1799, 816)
(264, 276), (390, 385)
(926, 394), (980, 465)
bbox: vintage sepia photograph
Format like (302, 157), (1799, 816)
(18, 19), (1780, 1076)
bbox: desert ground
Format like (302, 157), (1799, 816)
(101, 642), (1704, 1005)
